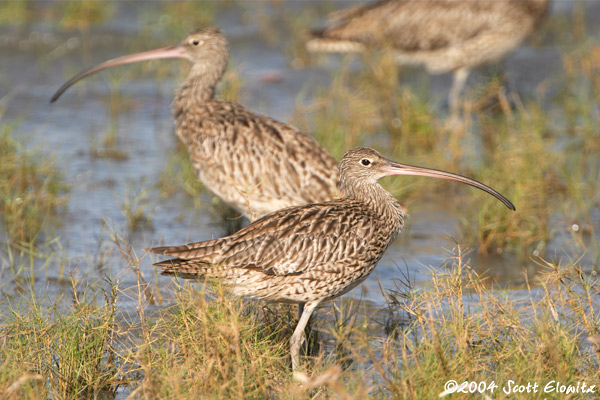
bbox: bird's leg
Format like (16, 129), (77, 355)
(290, 300), (318, 371)
(448, 67), (470, 123)
(297, 301), (306, 356)
(297, 301), (317, 357)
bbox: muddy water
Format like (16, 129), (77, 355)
(1, 1), (598, 309)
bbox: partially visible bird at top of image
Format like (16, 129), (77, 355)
(146, 146), (516, 372)
(306, 0), (550, 120)
(51, 28), (339, 221)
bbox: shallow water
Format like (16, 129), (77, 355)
(1, 1), (599, 310)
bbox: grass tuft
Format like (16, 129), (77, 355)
(0, 114), (68, 245)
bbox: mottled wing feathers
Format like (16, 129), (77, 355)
(178, 101), (339, 217)
(256, 113), (340, 203)
(147, 201), (375, 279)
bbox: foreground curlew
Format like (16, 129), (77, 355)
(51, 28), (339, 220)
(306, 0), (549, 117)
(146, 147), (515, 370)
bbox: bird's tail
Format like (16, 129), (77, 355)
(305, 29), (366, 53)
(145, 237), (222, 260)
(145, 240), (222, 279)
(152, 257), (211, 279)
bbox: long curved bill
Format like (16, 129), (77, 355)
(50, 44), (186, 103)
(384, 160), (516, 211)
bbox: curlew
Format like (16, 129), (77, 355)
(306, 0), (549, 117)
(51, 28), (339, 220)
(146, 147), (515, 370)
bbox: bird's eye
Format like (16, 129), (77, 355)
(192, 39), (200, 45)
(360, 159), (371, 166)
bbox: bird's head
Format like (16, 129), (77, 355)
(179, 28), (228, 65)
(50, 28), (229, 103)
(339, 147), (515, 210)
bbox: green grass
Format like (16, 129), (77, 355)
(120, 180), (154, 232)
(461, 98), (555, 257)
(0, 113), (68, 246)
(380, 248), (600, 399)
(0, 278), (120, 399)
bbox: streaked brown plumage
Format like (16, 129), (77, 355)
(146, 147), (515, 370)
(51, 28), (339, 220)
(306, 0), (549, 116)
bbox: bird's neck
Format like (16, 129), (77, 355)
(344, 181), (405, 222)
(173, 62), (226, 113)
